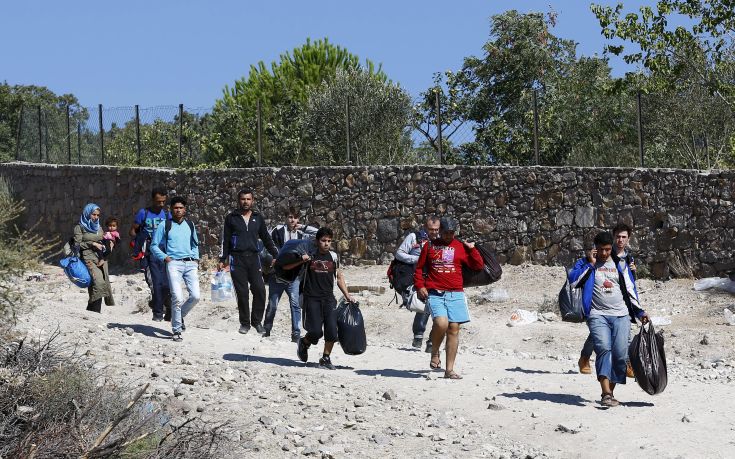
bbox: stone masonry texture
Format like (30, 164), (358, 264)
(1, 163), (733, 279)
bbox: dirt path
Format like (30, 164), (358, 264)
(17, 263), (735, 458)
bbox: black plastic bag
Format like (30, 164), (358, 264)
(628, 323), (668, 395)
(558, 277), (585, 323)
(462, 244), (502, 288)
(336, 299), (367, 355)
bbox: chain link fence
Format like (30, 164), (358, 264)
(12, 91), (734, 169)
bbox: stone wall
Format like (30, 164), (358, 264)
(1, 162), (733, 278)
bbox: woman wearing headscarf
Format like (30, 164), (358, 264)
(73, 203), (114, 312)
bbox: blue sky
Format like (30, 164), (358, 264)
(1, 1), (659, 108)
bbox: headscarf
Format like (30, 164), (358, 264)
(80, 203), (101, 233)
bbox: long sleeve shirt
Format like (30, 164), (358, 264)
(220, 210), (278, 263)
(394, 231), (426, 265)
(414, 238), (484, 292)
(150, 219), (200, 261)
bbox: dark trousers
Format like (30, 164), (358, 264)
(302, 295), (338, 345)
(231, 253), (266, 328)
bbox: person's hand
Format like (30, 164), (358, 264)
(270, 259), (276, 267)
(217, 262), (226, 271)
(92, 242), (104, 251)
(587, 249), (597, 264)
(301, 253), (311, 262)
(629, 261), (637, 272)
(464, 241), (475, 250)
(345, 294), (355, 303)
(164, 256), (172, 264)
(417, 287), (429, 301)
(109, 241), (115, 251)
(640, 312), (650, 324)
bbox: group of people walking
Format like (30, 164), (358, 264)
(71, 187), (649, 404)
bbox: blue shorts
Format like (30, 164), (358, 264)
(427, 290), (470, 324)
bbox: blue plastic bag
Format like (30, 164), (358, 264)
(211, 271), (234, 302)
(59, 256), (92, 288)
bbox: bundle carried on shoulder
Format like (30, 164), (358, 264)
(274, 239), (313, 282)
(629, 322), (668, 395)
(558, 268), (585, 323)
(336, 298), (367, 355)
(462, 243), (502, 288)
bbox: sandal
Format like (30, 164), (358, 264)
(444, 370), (463, 380)
(429, 353), (442, 370)
(600, 393), (619, 407)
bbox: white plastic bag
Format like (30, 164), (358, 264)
(406, 287), (427, 314)
(694, 277), (735, 294)
(480, 288), (510, 303)
(507, 309), (538, 327)
(650, 316), (672, 326)
(211, 271), (234, 303)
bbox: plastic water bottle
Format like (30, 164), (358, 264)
(724, 308), (735, 326)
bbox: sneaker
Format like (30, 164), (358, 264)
(172, 333), (183, 342)
(238, 325), (250, 334)
(626, 362), (635, 378)
(152, 315), (164, 322)
(412, 338), (422, 349)
(578, 356), (592, 374)
(600, 393), (619, 407)
(291, 334), (300, 343)
(297, 338), (309, 363)
(319, 354), (336, 370)
(254, 324), (266, 335)
(424, 340), (433, 354)
(263, 330), (271, 338)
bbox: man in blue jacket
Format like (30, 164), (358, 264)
(568, 231), (648, 407)
(150, 196), (200, 343)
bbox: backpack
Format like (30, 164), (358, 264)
(387, 230), (424, 292)
(461, 243), (503, 288)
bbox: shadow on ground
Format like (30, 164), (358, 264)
(354, 368), (431, 379)
(505, 366), (576, 375)
(107, 322), (172, 339)
(498, 391), (590, 407)
(222, 353), (353, 370)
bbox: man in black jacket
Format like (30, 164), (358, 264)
(218, 188), (279, 334)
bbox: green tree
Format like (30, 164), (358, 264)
(300, 68), (413, 165)
(0, 83), (86, 162)
(210, 38), (386, 166)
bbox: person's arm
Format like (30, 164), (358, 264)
(300, 224), (318, 238)
(218, 215), (231, 269)
(336, 269), (355, 303)
(259, 220), (279, 259)
(129, 209), (145, 237)
(463, 241), (484, 270)
(149, 223), (168, 262)
(414, 243), (430, 299)
(568, 258), (593, 288)
(395, 233), (419, 264)
(282, 253), (310, 271)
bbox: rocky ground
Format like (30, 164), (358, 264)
(16, 263), (735, 458)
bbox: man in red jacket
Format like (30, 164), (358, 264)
(415, 218), (484, 380)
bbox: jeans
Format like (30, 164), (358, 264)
(587, 314), (631, 384)
(145, 255), (170, 317)
(263, 276), (301, 337)
(401, 288), (430, 340)
(581, 322), (634, 359)
(166, 260), (200, 334)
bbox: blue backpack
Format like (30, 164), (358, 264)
(60, 236), (91, 288)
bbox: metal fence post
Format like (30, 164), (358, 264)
(135, 105), (141, 165)
(77, 122), (82, 164)
(66, 104), (71, 163)
(435, 91), (443, 165)
(345, 98), (352, 165)
(636, 91), (644, 167)
(533, 89), (540, 165)
(14, 104), (23, 161)
(178, 103), (183, 165)
(256, 100), (263, 165)
(37, 105), (42, 162)
(98, 104), (104, 165)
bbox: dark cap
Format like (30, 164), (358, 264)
(440, 217), (458, 232)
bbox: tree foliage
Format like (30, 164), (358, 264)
(210, 38), (388, 166)
(301, 68), (413, 165)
